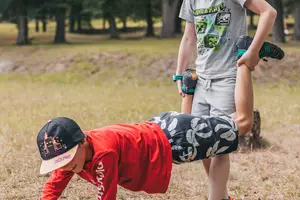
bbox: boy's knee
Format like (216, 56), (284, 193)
(210, 155), (230, 169)
(214, 154), (229, 163)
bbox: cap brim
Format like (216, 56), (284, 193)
(40, 145), (79, 174)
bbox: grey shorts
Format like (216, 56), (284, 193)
(192, 77), (236, 117)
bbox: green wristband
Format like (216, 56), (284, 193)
(173, 74), (183, 82)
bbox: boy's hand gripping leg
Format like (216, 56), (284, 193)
(180, 68), (198, 114)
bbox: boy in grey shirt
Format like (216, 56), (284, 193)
(175, 0), (277, 199)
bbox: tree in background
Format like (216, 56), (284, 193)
(3, 0), (298, 44)
(126, 0), (161, 37)
(102, 0), (119, 39)
(247, 10), (256, 29)
(270, 0), (285, 43)
(0, 0), (12, 21)
(16, 0), (30, 45)
(175, 0), (183, 34)
(0, 0), (65, 44)
(118, 0), (135, 32)
(1, 0), (31, 45)
(161, 0), (180, 38)
(41, 1), (68, 43)
(54, 4), (67, 43)
(294, 1), (300, 40)
(69, 1), (82, 33)
(145, 0), (155, 37)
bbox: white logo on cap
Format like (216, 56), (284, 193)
(55, 154), (72, 164)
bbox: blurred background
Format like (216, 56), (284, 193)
(0, 0), (298, 44)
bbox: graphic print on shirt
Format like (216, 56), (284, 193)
(96, 161), (105, 200)
(194, 1), (232, 55)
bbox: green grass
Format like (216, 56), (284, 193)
(254, 83), (300, 129)
(0, 76), (300, 200)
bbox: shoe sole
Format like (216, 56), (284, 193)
(260, 41), (285, 60)
(236, 35), (285, 60)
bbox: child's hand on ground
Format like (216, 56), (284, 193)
(237, 50), (260, 71)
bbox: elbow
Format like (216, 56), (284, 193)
(268, 7), (277, 20)
(261, 6), (277, 21)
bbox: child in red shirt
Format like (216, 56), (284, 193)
(37, 63), (272, 200)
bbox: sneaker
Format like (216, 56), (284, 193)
(222, 196), (233, 200)
(235, 35), (285, 61)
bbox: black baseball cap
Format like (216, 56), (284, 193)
(37, 117), (85, 174)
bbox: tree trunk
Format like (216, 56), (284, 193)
(54, 7), (66, 43)
(35, 17), (39, 32)
(249, 11), (256, 29)
(271, 0), (285, 43)
(69, 5), (76, 33)
(294, 1), (300, 40)
(145, 0), (155, 37)
(76, 4), (83, 32)
(108, 16), (119, 39)
(161, 0), (180, 38)
(16, 0), (29, 45)
(77, 14), (82, 32)
(121, 17), (127, 32)
(175, 17), (182, 34)
(103, 18), (106, 30)
(69, 15), (75, 33)
(239, 109), (262, 150)
(175, 0), (183, 34)
(42, 15), (47, 32)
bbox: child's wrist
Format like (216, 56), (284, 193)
(173, 74), (183, 82)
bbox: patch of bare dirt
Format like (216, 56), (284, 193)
(253, 53), (300, 84)
(0, 50), (299, 84)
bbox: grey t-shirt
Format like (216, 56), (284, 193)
(179, 0), (247, 79)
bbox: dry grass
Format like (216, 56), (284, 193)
(0, 79), (299, 200)
(0, 22), (300, 200)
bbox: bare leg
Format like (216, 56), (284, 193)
(233, 64), (254, 135)
(181, 81), (231, 200)
(180, 67), (253, 200)
(208, 64), (253, 200)
(208, 154), (230, 200)
(185, 98), (231, 200)
(202, 159), (210, 175)
(181, 94), (193, 114)
(181, 88), (230, 200)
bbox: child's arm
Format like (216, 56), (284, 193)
(175, 21), (197, 97)
(94, 152), (119, 200)
(40, 170), (74, 200)
(245, 0), (277, 51)
(237, 0), (277, 69)
(179, 68), (198, 114)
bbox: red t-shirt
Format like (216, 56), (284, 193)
(40, 122), (173, 200)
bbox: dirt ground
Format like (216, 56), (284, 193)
(0, 48), (299, 85)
